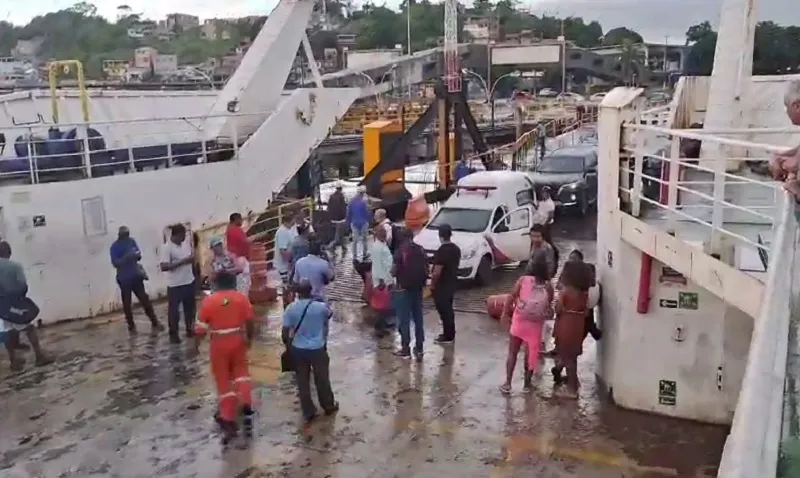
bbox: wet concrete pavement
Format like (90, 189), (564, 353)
(0, 215), (727, 478)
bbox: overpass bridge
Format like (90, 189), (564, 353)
(304, 41), (633, 100)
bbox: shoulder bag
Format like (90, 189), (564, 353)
(280, 300), (314, 373)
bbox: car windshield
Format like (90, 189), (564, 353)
(535, 155), (585, 173)
(427, 207), (492, 233)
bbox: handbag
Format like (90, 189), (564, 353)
(280, 300), (313, 373)
(136, 263), (149, 281)
(0, 295), (40, 326)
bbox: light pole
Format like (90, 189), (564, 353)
(406, 0), (412, 98)
(184, 66), (215, 89)
(355, 71), (381, 109)
(356, 65), (397, 112)
(558, 18), (566, 94)
(461, 68), (490, 102)
(488, 71), (521, 132)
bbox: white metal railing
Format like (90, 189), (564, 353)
(639, 104), (671, 126)
(620, 118), (798, 477)
(0, 112), (268, 184)
(620, 122), (788, 255)
(717, 191), (797, 478)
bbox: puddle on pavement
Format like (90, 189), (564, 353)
(248, 344), (282, 385)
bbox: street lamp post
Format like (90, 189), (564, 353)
(356, 65), (397, 112)
(461, 68), (490, 101)
(488, 71), (520, 132)
(355, 71), (380, 109)
(184, 66), (215, 89)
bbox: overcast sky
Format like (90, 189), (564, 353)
(4, 0), (799, 43)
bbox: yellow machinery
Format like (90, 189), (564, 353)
(48, 60), (90, 123)
(362, 120), (405, 198)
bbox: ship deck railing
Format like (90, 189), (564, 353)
(0, 111), (275, 184)
(618, 114), (798, 478)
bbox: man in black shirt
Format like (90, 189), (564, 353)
(431, 224), (461, 344)
(326, 183), (348, 258)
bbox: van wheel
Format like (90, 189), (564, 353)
(475, 255), (492, 286)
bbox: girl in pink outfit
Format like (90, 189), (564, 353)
(500, 259), (554, 394)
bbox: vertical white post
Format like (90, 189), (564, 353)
(26, 128), (36, 184)
(711, 145), (727, 250)
(631, 131), (645, 217)
(125, 135), (135, 173)
(666, 135), (681, 233)
(200, 138), (208, 164)
(231, 120), (239, 159)
(700, 0), (757, 172)
(81, 127), (92, 178)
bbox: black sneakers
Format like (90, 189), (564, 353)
(434, 335), (454, 345)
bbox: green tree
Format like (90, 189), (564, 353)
(564, 17), (603, 48)
(619, 40), (646, 85)
(684, 21), (800, 76)
(0, 21), (16, 55)
(602, 27), (643, 46)
(472, 0), (492, 15)
(685, 21), (714, 44)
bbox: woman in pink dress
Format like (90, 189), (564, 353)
(500, 259), (553, 394)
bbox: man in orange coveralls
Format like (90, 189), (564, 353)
(194, 271), (256, 443)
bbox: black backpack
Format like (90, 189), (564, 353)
(396, 243), (428, 290)
(388, 224), (402, 253)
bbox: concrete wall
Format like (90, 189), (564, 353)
(596, 87), (765, 425)
(0, 87), (358, 323)
(603, 240), (743, 424)
(0, 90), (216, 152)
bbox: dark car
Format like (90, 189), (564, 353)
(526, 145), (598, 215)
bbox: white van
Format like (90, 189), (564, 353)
(413, 171), (538, 285)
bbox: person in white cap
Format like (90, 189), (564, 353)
(373, 208), (392, 247)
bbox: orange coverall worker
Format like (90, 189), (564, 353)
(195, 290), (255, 424)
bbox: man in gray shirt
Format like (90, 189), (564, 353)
(0, 241), (53, 371)
(526, 224), (557, 279)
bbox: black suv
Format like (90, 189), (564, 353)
(526, 145), (598, 215)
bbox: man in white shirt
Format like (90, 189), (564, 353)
(160, 224), (197, 344)
(374, 209), (392, 247)
(370, 225), (395, 338)
(274, 215), (298, 287)
(533, 187), (556, 244)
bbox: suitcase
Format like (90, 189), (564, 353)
(486, 294), (511, 320)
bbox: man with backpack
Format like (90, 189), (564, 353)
(392, 229), (428, 359)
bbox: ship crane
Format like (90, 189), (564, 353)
(359, 0), (492, 219)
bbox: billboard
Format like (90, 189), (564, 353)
(491, 45), (561, 66)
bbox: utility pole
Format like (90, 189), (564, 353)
(560, 19), (567, 94)
(407, 0), (412, 97)
(663, 35), (669, 87)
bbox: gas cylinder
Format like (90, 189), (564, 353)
(486, 294), (511, 320)
(404, 195), (430, 233)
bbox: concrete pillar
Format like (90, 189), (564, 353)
(700, 0), (758, 172)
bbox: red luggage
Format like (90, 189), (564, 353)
(370, 285), (391, 311)
(486, 294), (511, 320)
